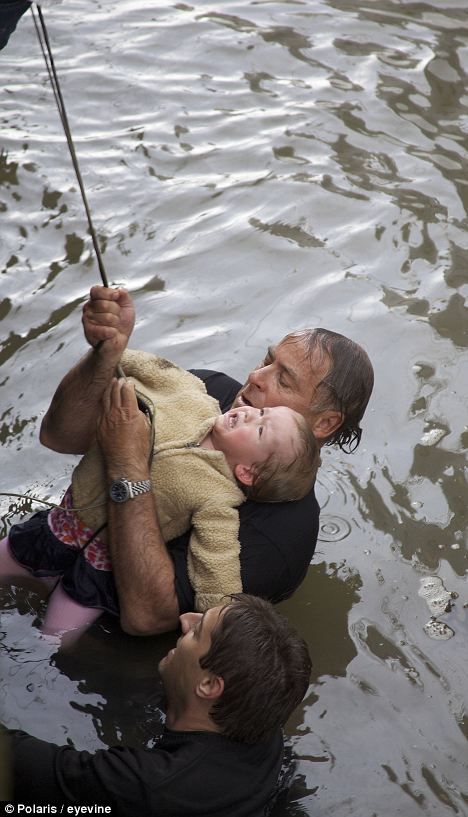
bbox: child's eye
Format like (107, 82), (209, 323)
(260, 409), (264, 416)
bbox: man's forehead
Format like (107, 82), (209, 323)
(277, 334), (307, 352)
(276, 334), (329, 370)
(276, 338), (333, 397)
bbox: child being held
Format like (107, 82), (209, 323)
(2, 349), (319, 637)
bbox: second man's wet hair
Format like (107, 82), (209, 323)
(286, 329), (374, 452)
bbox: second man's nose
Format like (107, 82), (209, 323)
(248, 367), (265, 388)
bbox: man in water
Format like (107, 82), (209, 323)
(6, 594), (312, 815)
(36, 285), (373, 635)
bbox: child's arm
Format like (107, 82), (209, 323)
(188, 485), (245, 612)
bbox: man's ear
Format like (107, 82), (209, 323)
(234, 463), (255, 486)
(311, 411), (343, 440)
(197, 673), (224, 702)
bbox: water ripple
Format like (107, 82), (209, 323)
(2, 1), (468, 813)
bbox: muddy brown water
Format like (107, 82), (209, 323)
(1, 1), (467, 813)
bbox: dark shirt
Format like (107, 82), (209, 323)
(169, 371), (320, 613)
(8, 727), (284, 816)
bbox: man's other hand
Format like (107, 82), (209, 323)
(97, 378), (152, 477)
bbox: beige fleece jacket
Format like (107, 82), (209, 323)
(71, 349), (245, 611)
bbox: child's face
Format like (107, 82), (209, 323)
(211, 405), (301, 477)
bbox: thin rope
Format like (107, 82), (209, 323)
(31, 4), (109, 287)
(31, 4), (128, 380)
(0, 11), (165, 527)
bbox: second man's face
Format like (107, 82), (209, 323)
(232, 336), (330, 423)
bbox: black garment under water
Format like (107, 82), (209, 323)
(8, 727), (284, 817)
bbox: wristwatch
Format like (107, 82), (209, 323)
(109, 478), (152, 503)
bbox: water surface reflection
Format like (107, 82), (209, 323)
(1, 0), (467, 813)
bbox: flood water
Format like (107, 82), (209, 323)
(1, 0), (468, 813)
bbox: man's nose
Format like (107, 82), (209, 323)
(248, 365), (267, 388)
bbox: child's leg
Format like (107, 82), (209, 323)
(0, 536), (56, 591)
(42, 581), (102, 642)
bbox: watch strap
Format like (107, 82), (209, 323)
(109, 478), (152, 503)
(126, 479), (152, 499)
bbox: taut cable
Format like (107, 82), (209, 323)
(31, 4), (126, 379)
(0, 10), (160, 525)
(31, 4), (109, 287)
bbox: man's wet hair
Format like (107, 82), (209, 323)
(286, 329), (374, 452)
(242, 413), (320, 502)
(200, 594), (312, 744)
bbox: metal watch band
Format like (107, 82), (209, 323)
(109, 478), (152, 503)
(127, 479), (152, 498)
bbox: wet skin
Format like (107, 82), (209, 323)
(208, 405), (302, 473)
(158, 607), (225, 705)
(232, 338), (330, 418)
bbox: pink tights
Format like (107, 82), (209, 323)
(0, 536), (102, 641)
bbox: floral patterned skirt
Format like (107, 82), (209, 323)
(7, 488), (119, 615)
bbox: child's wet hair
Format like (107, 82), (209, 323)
(242, 413), (320, 503)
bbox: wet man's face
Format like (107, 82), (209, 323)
(158, 606), (225, 701)
(232, 337), (330, 426)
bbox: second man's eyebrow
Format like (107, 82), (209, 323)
(268, 345), (298, 385)
(278, 360), (299, 387)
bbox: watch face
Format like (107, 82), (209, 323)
(110, 480), (130, 503)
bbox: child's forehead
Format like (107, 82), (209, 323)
(268, 407), (301, 440)
(270, 405), (300, 425)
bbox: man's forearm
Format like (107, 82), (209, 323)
(107, 493), (180, 636)
(98, 377), (180, 635)
(40, 346), (121, 454)
(40, 286), (135, 454)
